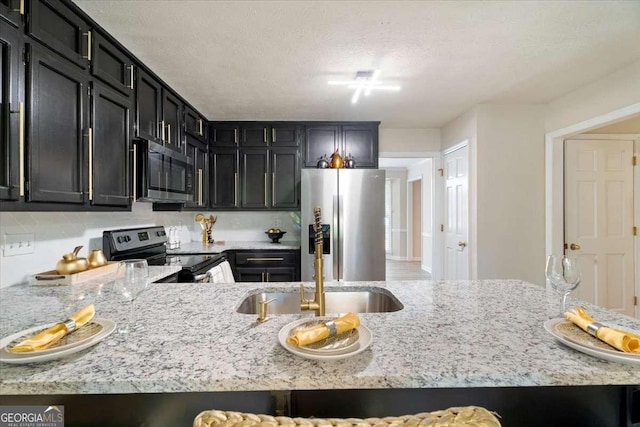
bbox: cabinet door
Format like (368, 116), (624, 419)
(240, 149), (268, 209)
(28, 0), (89, 69)
(240, 123), (268, 147)
(271, 148), (299, 209)
(0, 20), (21, 201)
(91, 82), (131, 207)
(210, 148), (238, 208)
(27, 44), (88, 204)
(271, 124), (301, 147)
(184, 105), (205, 142)
(184, 138), (208, 208)
(161, 88), (182, 152)
(304, 125), (339, 168)
(209, 123), (239, 147)
(235, 267), (266, 282)
(342, 124), (378, 168)
(265, 266), (296, 282)
(91, 32), (134, 97)
(0, 0), (23, 27)
(135, 67), (161, 141)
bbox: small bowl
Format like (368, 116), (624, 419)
(265, 231), (286, 243)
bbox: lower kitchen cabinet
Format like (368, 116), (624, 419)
(230, 250), (300, 282)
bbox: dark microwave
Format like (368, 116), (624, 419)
(135, 139), (194, 203)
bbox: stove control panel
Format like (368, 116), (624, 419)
(103, 226), (168, 257)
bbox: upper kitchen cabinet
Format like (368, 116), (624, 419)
(234, 122), (303, 148)
(210, 147), (239, 208)
(184, 105), (206, 142)
(91, 31), (134, 97)
(26, 43), (88, 204)
(183, 136), (208, 209)
(271, 148), (299, 209)
(271, 124), (302, 147)
(135, 66), (162, 142)
(27, 0), (90, 69)
(0, 20), (22, 201)
(0, 0), (23, 27)
(240, 123), (270, 147)
(209, 123), (240, 146)
(161, 88), (183, 152)
(303, 122), (379, 168)
(90, 81), (131, 207)
(240, 148), (269, 209)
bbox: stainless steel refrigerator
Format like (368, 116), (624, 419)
(301, 169), (386, 282)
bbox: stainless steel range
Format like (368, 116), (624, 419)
(103, 226), (226, 283)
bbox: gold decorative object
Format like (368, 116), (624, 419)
(56, 246), (89, 275)
(196, 214), (217, 244)
(329, 149), (344, 168)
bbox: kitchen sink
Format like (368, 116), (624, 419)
(236, 287), (403, 314)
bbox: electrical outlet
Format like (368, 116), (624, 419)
(3, 233), (35, 256)
(274, 219), (282, 228)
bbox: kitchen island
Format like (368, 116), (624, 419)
(1, 279), (638, 426)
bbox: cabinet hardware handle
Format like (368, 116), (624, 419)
(198, 119), (203, 136)
(88, 128), (93, 201)
(161, 120), (166, 143)
(198, 169), (203, 206)
(167, 123), (171, 144)
(132, 147), (137, 200)
(271, 172), (275, 206)
(261, 271), (265, 282)
(272, 128), (276, 143)
(264, 127), (267, 144)
(128, 65), (135, 90)
(247, 257), (284, 262)
(266, 272), (270, 282)
(165, 172), (169, 191)
(234, 128), (238, 144)
(82, 31), (92, 60)
(12, 0), (24, 14)
(10, 102), (24, 196)
(234, 172), (238, 206)
(264, 173), (268, 207)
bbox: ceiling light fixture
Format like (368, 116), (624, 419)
(328, 70), (401, 104)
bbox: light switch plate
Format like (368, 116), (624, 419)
(3, 233), (35, 256)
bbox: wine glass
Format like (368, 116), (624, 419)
(114, 259), (149, 334)
(545, 255), (581, 316)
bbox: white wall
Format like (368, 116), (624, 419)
(379, 128), (441, 152)
(383, 169), (408, 259)
(0, 204), (301, 288)
(585, 115), (640, 134)
(407, 159), (433, 272)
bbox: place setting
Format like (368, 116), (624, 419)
(543, 255), (640, 365)
(278, 312), (372, 361)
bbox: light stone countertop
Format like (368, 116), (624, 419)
(0, 279), (639, 395)
(167, 241), (301, 254)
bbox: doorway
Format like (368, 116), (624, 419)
(442, 143), (469, 280)
(409, 179), (422, 261)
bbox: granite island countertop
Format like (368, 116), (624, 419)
(0, 279), (639, 395)
(167, 240), (301, 254)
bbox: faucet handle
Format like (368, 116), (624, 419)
(257, 298), (276, 323)
(299, 283), (308, 303)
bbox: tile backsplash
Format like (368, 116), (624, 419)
(0, 203), (301, 288)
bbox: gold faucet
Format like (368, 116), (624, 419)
(299, 207), (325, 316)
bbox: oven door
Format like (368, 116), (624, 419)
(136, 139), (194, 202)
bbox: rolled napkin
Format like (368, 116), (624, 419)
(8, 304), (95, 353)
(287, 312), (360, 347)
(564, 307), (640, 353)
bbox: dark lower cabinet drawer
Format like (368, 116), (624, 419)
(235, 266), (296, 283)
(230, 249), (300, 282)
(235, 251), (297, 266)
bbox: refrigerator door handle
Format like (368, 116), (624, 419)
(333, 194), (340, 280)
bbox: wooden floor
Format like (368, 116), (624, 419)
(385, 259), (432, 281)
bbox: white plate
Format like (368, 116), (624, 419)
(0, 318), (116, 364)
(544, 318), (640, 365)
(279, 318), (372, 360)
(283, 317), (360, 355)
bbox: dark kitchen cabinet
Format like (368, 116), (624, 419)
(210, 148), (238, 208)
(161, 88), (183, 152)
(90, 81), (131, 207)
(0, 0), (23, 27)
(184, 105), (205, 142)
(303, 122), (379, 168)
(91, 31), (134, 97)
(240, 123), (270, 147)
(209, 123), (239, 146)
(0, 20), (22, 201)
(240, 148), (269, 209)
(238, 122), (301, 148)
(28, 0), (89, 69)
(184, 136), (208, 209)
(271, 148), (299, 209)
(26, 43), (89, 204)
(270, 124), (301, 147)
(231, 250), (300, 282)
(136, 67), (161, 142)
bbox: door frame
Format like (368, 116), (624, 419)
(545, 102), (640, 317)
(407, 176), (422, 263)
(380, 151), (441, 279)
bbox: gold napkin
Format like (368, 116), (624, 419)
(564, 307), (640, 353)
(286, 312), (360, 347)
(8, 304), (96, 353)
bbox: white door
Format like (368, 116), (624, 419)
(443, 145), (469, 280)
(565, 138), (635, 316)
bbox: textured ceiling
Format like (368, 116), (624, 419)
(73, 1), (640, 128)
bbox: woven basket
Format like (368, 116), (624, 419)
(193, 407), (501, 427)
